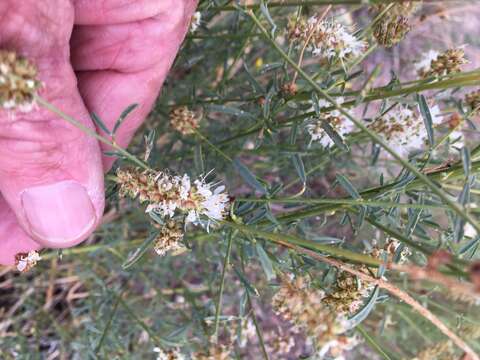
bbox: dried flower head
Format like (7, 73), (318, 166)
(288, 16), (367, 62)
(153, 221), (185, 256)
(272, 275), (355, 356)
(373, 15), (411, 48)
(170, 106), (200, 136)
(465, 90), (480, 114)
(306, 98), (354, 148)
(117, 168), (230, 228)
(372, 1), (419, 48)
(15, 250), (41, 272)
(322, 272), (373, 314)
(424, 48), (468, 77)
(0, 50), (41, 111)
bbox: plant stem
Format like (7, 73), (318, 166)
(35, 95), (150, 170)
(225, 220), (382, 267)
(212, 231), (235, 342)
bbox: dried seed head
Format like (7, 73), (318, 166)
(15, 250), (41, 273)
(372, 1), (420, 47)
(272, 275), (354, 354)
(153, 221), (185, 256)
(373, 15), (411, 48)
(465, 90), (480, 114)
(170, 106), (200, 136)
(322, 272), (372, 314)
(0, 50), (41, 112)
(425, 48), (468, 77)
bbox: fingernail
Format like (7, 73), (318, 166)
(21, 181), (97, 248)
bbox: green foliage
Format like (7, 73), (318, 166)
(2, 1), (480, 359)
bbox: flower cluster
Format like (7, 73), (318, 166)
(15, 250), (41, 273)
(117, 168), (230, 228)
(417, 48), (468, 78)
(368, 105), (442, 157)
(153, 221), (186, 256)
(288, 17), (366, 61)
(170, 106), (200, 136)
(272, 275), (360, 358)
(372, 1), (419, 48)
(0, 50), (41, 111)
(322, 272), (373, 314)
(306, 99), (354, 148)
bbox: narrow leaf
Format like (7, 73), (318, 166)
(122, 231), (158, 270)
(417, 94), (434, 147)
(256, 243), (275, 281)
(234, 159), (267, 195)
(91, 112), (111, 135)
(113, 103), (139, 135)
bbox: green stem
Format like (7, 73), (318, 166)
(95, 292), (122, 354)
(212, 231), (235, 341)
(246, 291), (270, 360)
(225, 220), (382, 267)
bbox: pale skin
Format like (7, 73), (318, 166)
(0, 0), (198, 265)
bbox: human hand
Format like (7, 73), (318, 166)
(0, 0), (197, 266)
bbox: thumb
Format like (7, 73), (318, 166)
(0, 2), (104, 248)
(0, 59), (105, 248)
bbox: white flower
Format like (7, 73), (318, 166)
(190, 12), (202, 33)
(428, 104), (445, 126)
(414, 49), (439, 75)
(153, 347), (185, 360)
(179, 174), (191, 200)
(369, 106), (429, 157)
(16, 250), (41, 272)
(306, 17), (367, 61)
(188, 178), (230, 225)
(306, 98), (354, 148)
